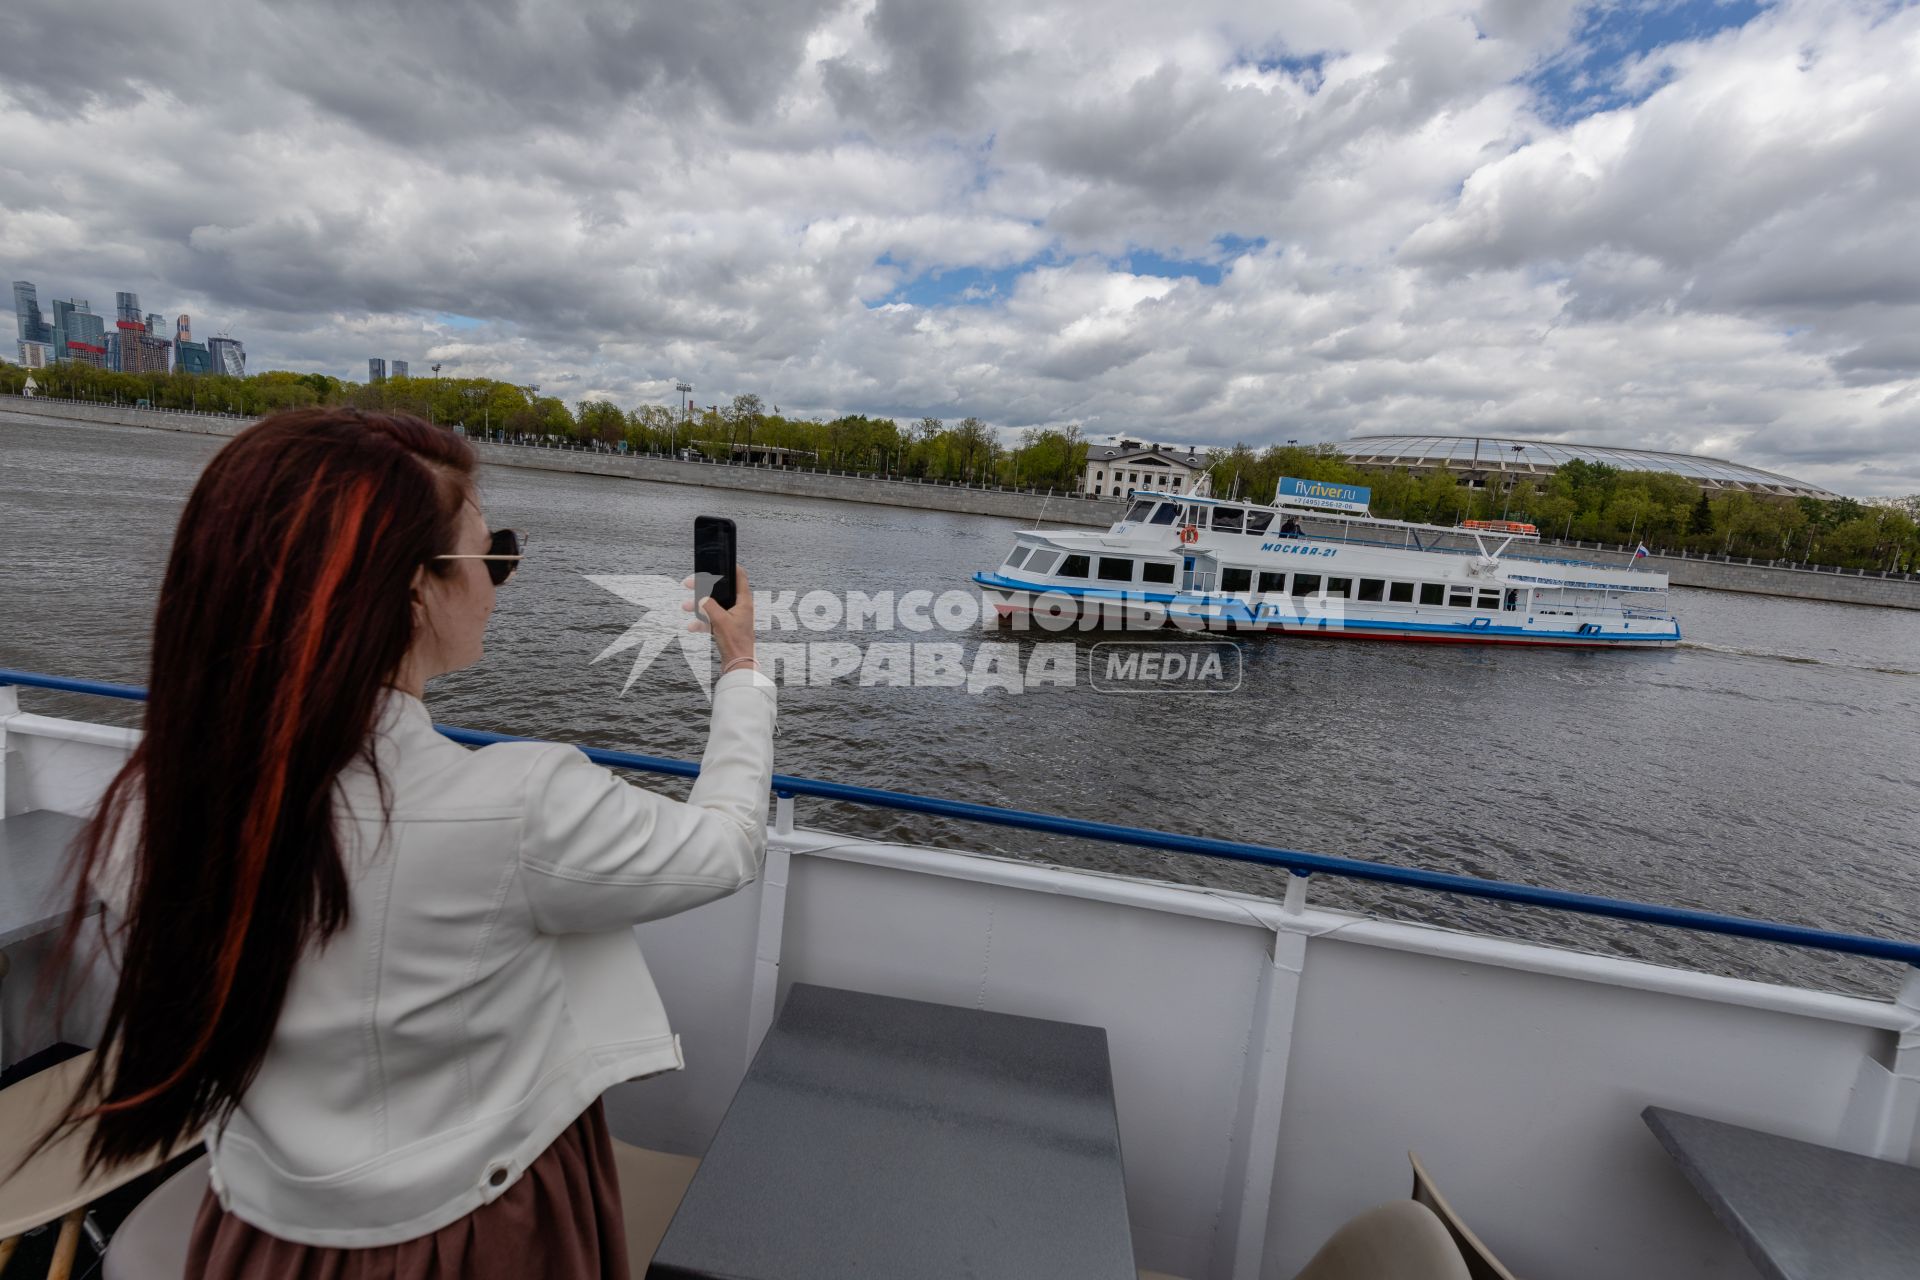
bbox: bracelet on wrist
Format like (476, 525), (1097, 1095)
(721, 656), (759, 674)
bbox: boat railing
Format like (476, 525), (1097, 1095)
(2, 667), (1915, 971)
(1278, 527), (1660, 576)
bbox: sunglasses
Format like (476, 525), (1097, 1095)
(431, 528), (526, 586)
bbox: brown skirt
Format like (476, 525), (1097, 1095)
(185, 1101), (630, 1280)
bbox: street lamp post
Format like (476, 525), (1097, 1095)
(674, 382), (692, 456)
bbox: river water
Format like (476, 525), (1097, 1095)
(6, 416), (1919, 998)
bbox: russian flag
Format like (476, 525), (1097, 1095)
(1634, 543), (1650, 559)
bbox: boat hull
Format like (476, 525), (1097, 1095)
(973, 575), (1682, 648)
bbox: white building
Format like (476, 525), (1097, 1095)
(1082, 438), (1205, 499)
(16, 340), (52, 369)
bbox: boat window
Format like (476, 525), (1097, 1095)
(1097, 557), (1135, 582)
(1007, 547), (1031, 569)
(1141, 561), (1175, 584)
(1292, 574), (1321, 596)
(1221, 566), (1253, 593)
(1419, 583), (1445, 606)
(1148, 503), (1180, 525)
(1325, 577), (1352, 597)
(1477, 589), (1501, 610)
(1258, 571), (1287, 593)
(1447, 588), (1474, 608)
(1026, 551), (1061, 575)
(1059, 554), (1090, 579)
(1124, 500), (1154, 523)
(1389, 582), (1415, 603)
(1358, 579), (1385, 602)
(1244, 510), (1274, 536)
(1212, 507), (1244, 533)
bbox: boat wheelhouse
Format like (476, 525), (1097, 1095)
(973, 486), (1680, 647)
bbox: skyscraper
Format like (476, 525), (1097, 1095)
(174, 341), (214, 375)
(369, 358), (386, 382)
(146, 312), (164, 334)
(391, 359), (409, 378)
(120, 328), (173, 375)
(173, 313), (210, 375)
(208, 336), (246, 378)
(52, 299), (108, 366)
(12, 281), (51, 344)
(111, 291), (148, 372)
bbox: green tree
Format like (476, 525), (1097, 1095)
(576, 399), (625, 445)
(730, 393), (765, 457)
(952, 417), (994, 482)
(1688, 490), (1714, 537)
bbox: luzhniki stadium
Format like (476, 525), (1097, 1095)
(1338, 434), (1838, 500)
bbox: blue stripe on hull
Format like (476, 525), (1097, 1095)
(970, 572), (1681, 647)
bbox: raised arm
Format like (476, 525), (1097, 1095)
(517, 567), (774, 933)
(516, 666), (777, 933)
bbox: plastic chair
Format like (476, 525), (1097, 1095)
(1292, 1200), (1471, 1280)
(1409, 1151), (1519, 1280)
(609, 1139), (700, 1274)
(0, 1051), (198, 1280)
(100, 1156), (206, 1280)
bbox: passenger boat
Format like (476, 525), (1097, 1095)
(5, 669), (1915, 1280)
(972, 479), (1681, 647)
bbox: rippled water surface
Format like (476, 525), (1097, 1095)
(6, 417), (1919, 997)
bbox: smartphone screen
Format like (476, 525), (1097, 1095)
(694, 515), (738, 610)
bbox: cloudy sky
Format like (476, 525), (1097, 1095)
(3, 0), (1916, 493)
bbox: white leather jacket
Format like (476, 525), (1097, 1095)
(143, 672), (775, 1246)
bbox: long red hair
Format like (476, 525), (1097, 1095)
(47, 408), (476, 1171)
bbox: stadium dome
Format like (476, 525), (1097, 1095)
(1338, 434), (1836, 500)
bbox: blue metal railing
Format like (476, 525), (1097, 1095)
(5, 666), (1918, 968)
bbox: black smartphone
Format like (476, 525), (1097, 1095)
(694, 515), (738, 610)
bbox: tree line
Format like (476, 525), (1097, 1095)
(4, 360), (1911, 572)
(0, 362), (1090, 490)
(1209, 444), (1918, 573)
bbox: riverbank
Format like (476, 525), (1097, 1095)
(6, 394), (1917, 608)
(0, 395), (1117, 528)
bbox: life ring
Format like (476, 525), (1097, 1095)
(1177, 524), (1199, 545)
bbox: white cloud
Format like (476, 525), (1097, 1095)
(1, 0), (1915, 494)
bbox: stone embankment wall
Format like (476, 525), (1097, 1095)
(6, 395), (1916, 608)
(1541, 540), (1919, 609)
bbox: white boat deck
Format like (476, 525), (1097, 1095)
(2, 688), (1915, 1280)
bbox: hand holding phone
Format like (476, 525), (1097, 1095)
(688, 516), (754, 666)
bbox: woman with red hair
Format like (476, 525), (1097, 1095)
(50, 408), (775, 1277)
